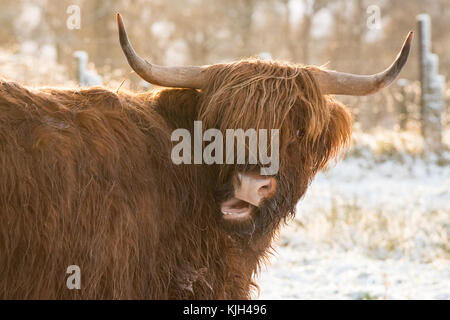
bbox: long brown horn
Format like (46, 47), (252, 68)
(116, 13), (206, 89)
(312, 31), (414, 96)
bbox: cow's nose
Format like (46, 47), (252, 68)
(233, 172), (277, 207)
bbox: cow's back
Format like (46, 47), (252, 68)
(0, 81), (183, 298)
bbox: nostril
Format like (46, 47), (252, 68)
(233, 172), (277, 207)
(258, 178), (277, 199)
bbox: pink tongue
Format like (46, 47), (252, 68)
(220, 198), (250, 214)
(222, 206), (247, 214)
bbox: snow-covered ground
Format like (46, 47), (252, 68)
(257, 240), (449, 300)
(255, 135), (450, 300)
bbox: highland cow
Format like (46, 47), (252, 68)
(0, 14), (413, 299)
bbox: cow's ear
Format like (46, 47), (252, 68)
(313, 98), (352, 171)
(154, 88), (200, 130)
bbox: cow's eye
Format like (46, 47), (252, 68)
(296, 129), (305, 139)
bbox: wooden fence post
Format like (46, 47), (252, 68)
(417, 14), (445, 154)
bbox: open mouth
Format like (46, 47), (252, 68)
(220, 197), (254, 221)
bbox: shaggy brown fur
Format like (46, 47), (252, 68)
(200, 60), (351, 238)
(0, 58), (351, 299)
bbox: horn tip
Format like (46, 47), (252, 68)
(401, 31), (414, 58)
(116, 13), (123, 27)
(403, 31), (414, 49)
(406, 30), (414, 42)
(116, 13), (128, 49)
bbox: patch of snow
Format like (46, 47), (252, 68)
(256, 137), (450, 299)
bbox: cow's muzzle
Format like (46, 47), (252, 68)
(220, 172), (277, 221)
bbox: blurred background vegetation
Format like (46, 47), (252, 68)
(0, 0), (449, 134)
